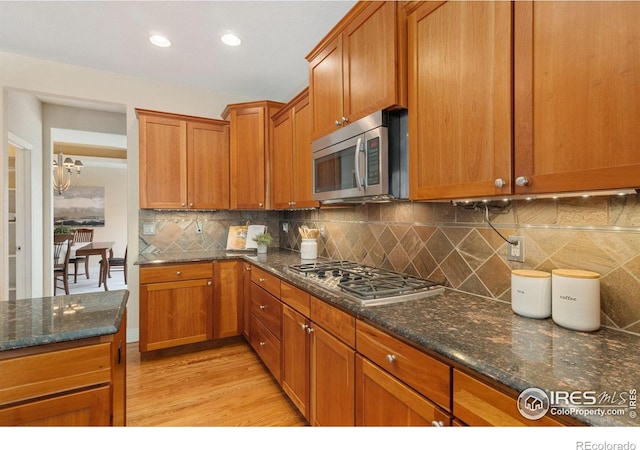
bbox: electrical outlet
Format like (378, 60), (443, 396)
(508, 235), (525, 262)
(142, 223), (156, 236)
(282, 223), (289, 233)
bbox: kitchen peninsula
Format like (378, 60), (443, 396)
(0, 290), (128, 426)
(136, 250), (640, 427)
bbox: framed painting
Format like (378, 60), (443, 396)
(54, 186), (105, 227)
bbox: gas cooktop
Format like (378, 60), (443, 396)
(287, 260), (444, 306)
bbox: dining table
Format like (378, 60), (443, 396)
(74, 241), (115, 291)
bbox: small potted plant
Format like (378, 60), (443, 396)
(252, 231), (273, 254)
(54, 224), (74, 235)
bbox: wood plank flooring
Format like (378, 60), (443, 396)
(126, 338), (307, 426)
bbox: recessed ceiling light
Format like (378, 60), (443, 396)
(149, 34), (172, 48)
(221, 33), (242, 47)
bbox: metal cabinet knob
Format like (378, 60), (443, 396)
(342, 116), (349, 123)
(515, 176), (530, 187)
(386, 354), (396, 363)
(259, 277), (265, 282)
(181, 203), (186, 207)
(306, 326), (314, 334)
(258, 202), (263, 208)
(432, 421), (444, 427)
(335, 120), (342, 126)
(259, 305), (267, 310)
(207, 281), (212, 286)
(494, 178), (506, 188)
(245, 266), (251, 271)
(176, 271), (181, 276)
(300, 323), (308, 331)
(189, 203), (193, 207)
(259, 341), (266, 347)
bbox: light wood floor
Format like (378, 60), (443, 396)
(126, 338), (307, 426)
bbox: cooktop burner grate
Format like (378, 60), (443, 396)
(287, 259), (443, 306)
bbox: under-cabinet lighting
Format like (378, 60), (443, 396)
(221, 33), (242, 47)
(149, 34), (172, 47)
(451, 189), (638, 205)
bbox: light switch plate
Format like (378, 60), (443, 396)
(143, 223), (156, 236)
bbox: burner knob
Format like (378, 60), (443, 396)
(317, 271), (326, 278)
(332, 269), (341, 277)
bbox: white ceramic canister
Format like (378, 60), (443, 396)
(300, 239), (318, 260)
(511, 269), (552, 319)
(551, 269), (601, 332)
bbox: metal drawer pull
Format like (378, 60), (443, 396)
(259, 305), (267, 310)
(259, 277), (266, 282)
(386, 354), (396, 363)
(432, 421), (444, 427)
(259, 341), (266, 347)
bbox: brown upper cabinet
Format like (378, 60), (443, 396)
(271, 88), (319, 210)
(408, 1), (640, 201)
(306, 1), (408, 140)
(137, 109), (230, 209)
(222, 101), (284, 210)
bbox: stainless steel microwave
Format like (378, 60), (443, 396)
(312, 109), (408, 203)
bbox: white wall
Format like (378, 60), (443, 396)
(0, 50), (251, 343)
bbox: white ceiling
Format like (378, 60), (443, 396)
(0, 0), (357, 105)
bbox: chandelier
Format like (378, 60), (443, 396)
(52, 151), (83, 195)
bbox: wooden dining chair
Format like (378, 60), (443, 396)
(99, 246), (128, 287)
(53, 237), (72, 295)
(70, 228), (94, 283)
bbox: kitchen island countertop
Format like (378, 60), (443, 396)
(0, 290), (129, 352)
(137, 249), (640, 426)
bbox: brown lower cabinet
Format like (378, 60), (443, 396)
(139, 260), (244, 353)
(356, 355), (451, 426)
(0, 312), (126, 426)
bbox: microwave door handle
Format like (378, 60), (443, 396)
(354, 137), (363, 191)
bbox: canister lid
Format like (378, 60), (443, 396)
(552, 269), (600, 279)
(512, 269), (550, 278)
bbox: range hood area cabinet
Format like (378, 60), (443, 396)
(271, 88), (319, 210)
(407, 1), (640, 201)
(137, 109), (230, 209)
(306, 1), (408, 141)
(222, 101), (285, 210)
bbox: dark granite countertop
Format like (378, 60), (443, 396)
(0, 290), (129, 352)
(136, 250), (640, 426)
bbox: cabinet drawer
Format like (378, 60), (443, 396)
(0, 343), (111, 407)
(281, 282), (311, 317)
(356, 320), (451, 411)
(310, 296), (355, 347)
(140, 262), (213, 284)
(453, 369), (564, 426)
(250, 314), (282, 382)
(250, 266), (281, 298)
(251, 283), (282, 339)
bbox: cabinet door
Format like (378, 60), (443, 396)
(356, 356), (451, 427)
(140, 278), (213, 352)
(139, 113), (188, 208)
(0, 386), (111, 426)
(291, 93), (319, 208)
(282, 304), (310, 419)
(408, 1), (513, 200)
(229, 107), (266, 209)
(271, 110), (294, 209)
(309, 34), (345, 140)
(343, 1), (405, 123)
(242, 263), (252, 340)
(213, 260), (243, 339)
(310, 324), (355, 426)
(188, 120), (230, 209)
(514, 1), (640, 194)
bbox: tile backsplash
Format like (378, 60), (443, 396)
(138, 195), (640, 335)
(280, 195), (640, 335)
